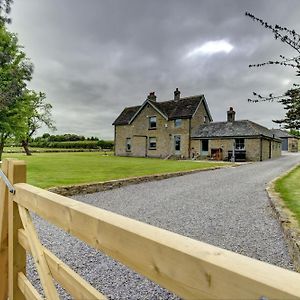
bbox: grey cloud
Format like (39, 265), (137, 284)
(8, 0), (300, 138)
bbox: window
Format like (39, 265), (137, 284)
(149, 137), (157, 150)
(202, 140), (209, 152)
(235, 138), (245, 150)
(174, 135), (181, 152)
(174, 119), (182, 128)
(204, 116), (209, 124)
(149, 116), (157, 129)
(126, 138), (131, 152)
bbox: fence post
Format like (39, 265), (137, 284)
(8, 160), (27, 300)
(0, 159), (11, 300)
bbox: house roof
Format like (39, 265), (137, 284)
(270, 129), (298, 139)
(192, 120), (281, 140)
(113, 94), (212, 125)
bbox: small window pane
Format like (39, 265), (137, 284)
(174, 135), (181, 151)
(149, 137), (157, 149)
(149, 116), (157, 129)
(235, 138), (245, 150)
(126, 138), (131, 151)
(174, 119), (182, 128)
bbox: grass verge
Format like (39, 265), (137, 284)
(2, 152), (230, 189)
(275, 165), (300, 226)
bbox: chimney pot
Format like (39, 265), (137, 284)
(227, 107), (236, 122)
(147, 92), (156, 102)
(174, 88), (180, 101)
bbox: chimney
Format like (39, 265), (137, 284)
(227, 107), (236, 122)
(174, 88), (180, 101)
(147, 92), (156, 102)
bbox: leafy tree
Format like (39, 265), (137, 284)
(15, 90), (56, 155)
(0, 25), (33, 110)
(290, 129), (300, 136)
(0, 93), (28, 159)
(0, 24), (54, 159)
(246, 12), (300, 130)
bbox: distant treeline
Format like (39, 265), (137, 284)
(16, 133), (114, 150)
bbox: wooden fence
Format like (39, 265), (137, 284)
(0, 158), (300, 299)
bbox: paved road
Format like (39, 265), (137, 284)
(31, 152), (300, 299)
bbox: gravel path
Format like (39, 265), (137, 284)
(29, 152), (300, 299)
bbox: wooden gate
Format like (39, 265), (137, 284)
(1, 159), (300, 299)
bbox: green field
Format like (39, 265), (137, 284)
(1, 152), (230, 189)
(275, 165), (300, 225)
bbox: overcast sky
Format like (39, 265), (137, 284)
(8, 0), (300, 139)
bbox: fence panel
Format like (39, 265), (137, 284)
(1, 159), (300, 299)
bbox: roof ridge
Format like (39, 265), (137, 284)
(152, 94), (204, 104)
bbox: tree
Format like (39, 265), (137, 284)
(0, 92), (28, 159)
(246, 12), (300, 130)
(0, 24), (54, 159)
(0, 25), (33, 110)
(15, 90), (56, 155)
(0, 0), (13, 24)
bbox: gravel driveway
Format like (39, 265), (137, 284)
(29, 152), (300, 299)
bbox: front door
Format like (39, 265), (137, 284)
(201, 140), (209, 156)
(174, 135), (181, 155)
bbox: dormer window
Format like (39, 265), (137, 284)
(174, 119), (182, 128)
(149, 116), (157, 129)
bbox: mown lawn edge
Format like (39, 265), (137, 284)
(266, 163), (300, 272)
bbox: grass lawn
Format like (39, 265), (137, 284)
(2, 152), (230, 189)
(275, 165), (300, 225)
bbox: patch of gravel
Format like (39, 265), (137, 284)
(27, 153), (300, 298)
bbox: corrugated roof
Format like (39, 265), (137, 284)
(192, 120), (280, 139)
(113, 95), (208, 125)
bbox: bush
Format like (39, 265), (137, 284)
(30, 140), (114, 150)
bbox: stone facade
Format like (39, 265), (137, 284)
(288, 137), (299, 152)
(115, 100), (209, 158)
(190, 137), (281, 161)
(114, 92), (282, 162)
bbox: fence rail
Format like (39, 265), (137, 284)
(1, 159), (300, 299)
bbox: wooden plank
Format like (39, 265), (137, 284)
(18, 205), (59, 300)
(8, 160), (27, 300)
(18, 272), (43, 300)
(18, 229), (106, 300)
(0, 159), (10, 300)
(13, 183), (300, 299)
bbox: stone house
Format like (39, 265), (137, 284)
(113, 89), (213, 158)
(191, 107), (282, 161)
(270, 129), (299, 152)
(113, 90), (281, 161)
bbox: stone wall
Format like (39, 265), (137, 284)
(49, 166), (225, 196)
(244, 138), (261, 161)
(288, 138), (299, 152)
(190, 137), (281, 161)
(208, 139), (234, 160)
(272, 140), (282, 158)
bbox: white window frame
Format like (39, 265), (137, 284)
(149, 137), (157, 150)
(149, 116), (157, 129)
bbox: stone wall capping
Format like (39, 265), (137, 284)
(48, 164), (237, 197)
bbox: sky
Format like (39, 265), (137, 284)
(8, 0), (300, 139)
